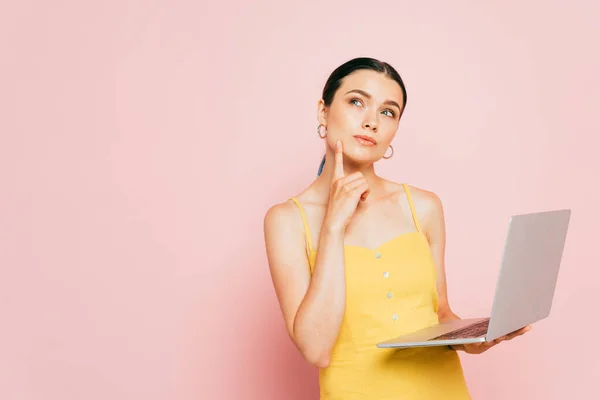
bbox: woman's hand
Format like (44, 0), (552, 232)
(450, 325), (532, 354)
(322, 141), (370, 232)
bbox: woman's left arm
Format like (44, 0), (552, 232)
(419, 190), (457, 322)
(421, 190), (531, 354)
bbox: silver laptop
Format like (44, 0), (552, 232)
(377, 208), (571, 349)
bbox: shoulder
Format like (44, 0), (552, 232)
(385, 181), (445, 234)
(384, 181), (443, 213)
(263, 198), (303, 234)
(404, 184), (443, 214)
(402, 184), (446, 242)
(263, 198), (311, 271)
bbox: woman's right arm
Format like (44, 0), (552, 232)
(263, 203), (347, 368)
(264, 141), (369, 368)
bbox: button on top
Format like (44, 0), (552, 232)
(375, 252), (381, 259)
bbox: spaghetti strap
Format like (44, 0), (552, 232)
(402, 184), (422, 232)
(290, 197), (314, 254)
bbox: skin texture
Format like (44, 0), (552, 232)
(263, 69), (530, 367)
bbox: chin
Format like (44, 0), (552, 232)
(344, 145), (379, 165)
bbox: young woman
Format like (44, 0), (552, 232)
(263, 57), (529, 399)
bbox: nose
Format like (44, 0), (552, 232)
(362, 112), (379, 133)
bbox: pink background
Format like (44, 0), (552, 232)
(1, 1), (598, 399)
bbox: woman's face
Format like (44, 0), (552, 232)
(318, 69), (405, 165)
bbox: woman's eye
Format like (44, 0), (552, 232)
(382, 109), (395, 117)
(350, 99), (363, 107)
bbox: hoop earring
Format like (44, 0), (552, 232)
(317, 124), (327, 139)
(383, 145), (394, 159)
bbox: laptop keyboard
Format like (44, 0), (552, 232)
(430, 318), (491, 340)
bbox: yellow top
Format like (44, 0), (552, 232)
(290, 184), (471, 399)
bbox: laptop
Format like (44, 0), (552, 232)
(377, 208), (571, 349)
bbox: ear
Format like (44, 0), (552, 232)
(317, 99), (328, 126)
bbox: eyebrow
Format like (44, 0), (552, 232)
(345, 89), (402, 110)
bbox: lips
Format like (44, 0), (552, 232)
(353, 135), (377, 145)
